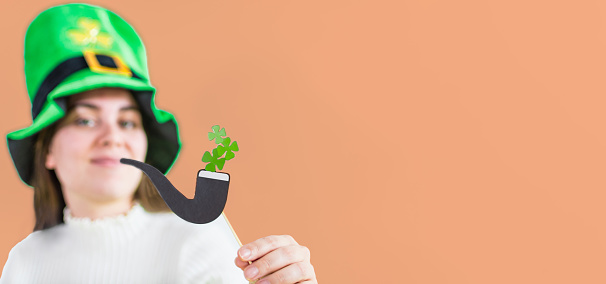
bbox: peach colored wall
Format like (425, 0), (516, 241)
(2, 1), (606, 283)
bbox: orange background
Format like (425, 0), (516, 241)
(2, 0), (606, 283)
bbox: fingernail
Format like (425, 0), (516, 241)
(244, 266), (258, 279)
(240, 248), (251, 260)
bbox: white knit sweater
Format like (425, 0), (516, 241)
(0, 204), (248, 283)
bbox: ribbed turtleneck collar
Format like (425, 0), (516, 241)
(63, 203), (146, 230)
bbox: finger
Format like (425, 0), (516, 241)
(239, 235), (298, 262)
(256, 262), (315, 284)
(244, 245), (310, 280)
(235, 256), (250, 270)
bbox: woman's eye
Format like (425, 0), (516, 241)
(75, 118), (96, 127)
(120, 120), (138, 129)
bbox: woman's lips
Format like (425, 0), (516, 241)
(90, 157), (121, 167)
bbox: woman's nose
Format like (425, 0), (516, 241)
(98, 121), (125, 147)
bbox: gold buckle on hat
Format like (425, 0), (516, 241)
(83, 49), (133, 77)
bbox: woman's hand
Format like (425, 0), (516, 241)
(235, 235), (317, 283)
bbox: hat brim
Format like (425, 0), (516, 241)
(7, 70), (181, 186)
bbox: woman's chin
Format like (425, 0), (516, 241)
(84, 177), (139, 199)
(87, 166), (142, 183)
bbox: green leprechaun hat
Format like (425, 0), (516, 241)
(6, 3), (181, 186)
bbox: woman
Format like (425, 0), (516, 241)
(1, 4), (316, 283)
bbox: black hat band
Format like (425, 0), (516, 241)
(31, 52), (143, 120)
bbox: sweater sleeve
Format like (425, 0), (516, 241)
(0, 237), (36, 283)
(177, 214), (248, 284)
(1, 244), (22, 283)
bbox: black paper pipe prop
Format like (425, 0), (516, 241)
(120, 158), (230, 224)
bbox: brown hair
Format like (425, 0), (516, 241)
(31, 93), (170, 231)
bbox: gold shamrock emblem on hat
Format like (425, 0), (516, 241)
(67, 18), (113, 48)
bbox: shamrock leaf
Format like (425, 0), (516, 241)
(208, 125), (227, 144)
(201, 148), (226, 172)
(216, 137), (239, 161)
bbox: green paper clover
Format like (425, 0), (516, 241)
(202, 125), (239, 172)
(202, 148), (226, 172)
(208, 125), (226, 144)
(216, 137), (239, 160)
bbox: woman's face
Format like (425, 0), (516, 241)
(45, 88), (147, 206)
